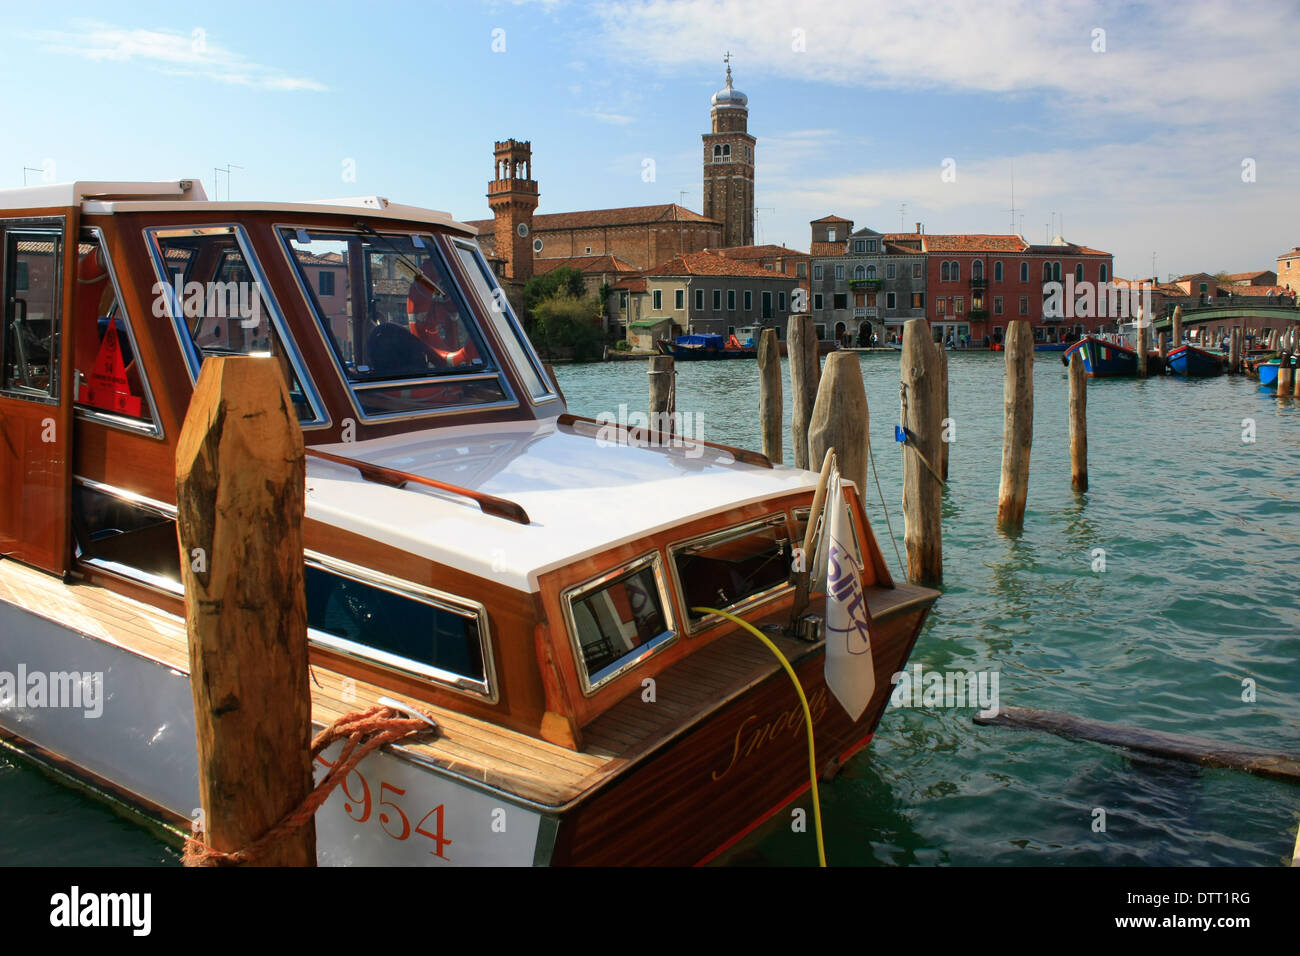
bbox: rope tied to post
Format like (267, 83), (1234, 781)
(183, 703), (439, 867)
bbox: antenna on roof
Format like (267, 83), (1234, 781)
(899, 201), (907, 233)
(1008, 161), (1016, 234)
(22, 167), (43, 186)
(214, 163), (243, 201)
(753, 206), (774, 245)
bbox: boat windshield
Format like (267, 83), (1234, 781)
(282, 228), (511, 418)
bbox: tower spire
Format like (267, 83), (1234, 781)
(723, 50), (733, 87)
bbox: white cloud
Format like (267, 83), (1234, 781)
(33, 21), (327, 92)
(579, 110), (637, 125)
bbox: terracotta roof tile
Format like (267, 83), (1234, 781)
(712, 244), (809, 259)
(641, 250), (801, 279)
(810, 214), (852, 224)
(466, 203), (718, 234)
(1223, 271), (1273, 282)
(809, 241), (846, 257)
(532, 254), (639, 276)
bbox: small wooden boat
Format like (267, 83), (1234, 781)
(1061, 336), (1139, 377)
(657, 334), (754, 360)
(0, 180), (937, 866)
(1256, 356), (1297, 389)
(1166, 344), (1226, 377)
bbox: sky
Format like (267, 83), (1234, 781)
(2, 0), (1297, 280)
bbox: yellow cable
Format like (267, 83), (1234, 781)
(692, 606), (826, 867)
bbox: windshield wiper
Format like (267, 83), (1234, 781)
(354, 221), (443, 295)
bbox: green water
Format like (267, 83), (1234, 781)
(2, 352), (1296, 866)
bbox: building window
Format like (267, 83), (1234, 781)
(955, 297), (964, 314)
(867, 241), (877, 253)
(1043, 262), (1052, 282)
(835, 265), (844, 280)
(867, 265), (877, 279)
(813, 264), (823, 280)
(762, 291), (773, 318)
(1075, 264), (1084, 283)
(728, 289), (736, 311)
(938, 298), (947, 314)
(653, 289), (662, 310)
(994, 296), (1003, 315)
(586, 246), (592, 254)
(713, 289), (722, 310)
(797, 262), (807, 277)
(942, 261), (951, 282)
(887, 263), (896, 279)
(744, 290), (752, 310)
(620, 291), (628, 310)
(833, 293), (848, 310)
(972, 260), (984, 280)
(1019, 296), (1029, 315)
(1053, 262), (1062, 281)
(778, 291), (786, 311)
(827, 228), (837, 242)
(865, 292), (876, 307)
(886, 292), (897, 310)
(814, 293), (824, 311)
(1020, 261), (1028, 282)
(1100, 264), (1108, 282)
(994, 261), (1003, 282)
(854, 265), (865, 280)
(675, 289), (685, 310)
(913, 263), (922, 279)
(912, 292), (924, 310)
(854, 240), (866, 253)
(695, 288), (704, 311)
(952, 262), (960, 282)
(318, 270), (335, 296)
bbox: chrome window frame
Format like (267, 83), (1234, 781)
(305, 550), (498, 703)
(667, 514), (794, 636)
(72, 476), (184, 596)
(562, 551), (678, 696)
(274, 224), (521, 424)
(0, 216), (65, 405)
(74, 226), (165, 439)
(449, 237), (558, 406)
(144, 223), (331, 429)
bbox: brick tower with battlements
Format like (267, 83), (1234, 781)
(702, 55), (755, 249)
(487, 139), (539, 282)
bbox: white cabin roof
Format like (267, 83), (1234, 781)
(304, 418), (818, 592)
(0, 180), (477, 235)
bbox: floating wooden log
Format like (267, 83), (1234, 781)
(900, 319), (942, 585)
(997, 320), (1033, 531)
(175, 356), (315, 866)
(974, 706), (1300, 784)
(1068, 349), (1087, 493)
(788, 314), (821, 470)
(757, 328), (783, 464)
(809, 351), (868, 495)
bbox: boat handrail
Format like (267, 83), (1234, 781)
(556, 413), (773, 469)
(305, 448), (531, 525)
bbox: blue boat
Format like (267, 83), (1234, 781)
(656, 333), (754, 360)
(1061, 336), (1139, 377)
(1166, 344), (1225, 377)
(1258, 360), (1280, 388)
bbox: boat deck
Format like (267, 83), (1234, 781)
(0, 557), (930, 813)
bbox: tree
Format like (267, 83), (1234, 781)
(523, 267), (586, 318)
(532, 294), (603, 361)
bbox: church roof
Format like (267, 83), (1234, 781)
(712, 243), (809, 259)
(532, 253), (639, 276)
(465, 203), (718, 234)
(641, 250), (798, 279)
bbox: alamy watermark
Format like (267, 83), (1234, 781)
(151, 274), (264, 329)
(595, 404), (706, 459)
(1043, 277), (1153, 322)
(0, 665), (103, 718)
(890, 664), (1000, 718)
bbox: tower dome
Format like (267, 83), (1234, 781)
(711, 62), (747, 109)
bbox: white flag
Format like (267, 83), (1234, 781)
(821, 471), (876, 721)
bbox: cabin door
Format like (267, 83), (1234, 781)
(0, 221), (72, 573)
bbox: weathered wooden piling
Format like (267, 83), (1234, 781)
(648, 354), (675, 433)
(1068, 349), (1087, 493)
(175, 356), (315, 866)
(808, 351), (869, 494)
(997, 320), (1033, 531)
(757, 328), (783, 464)
(1229, 328), (1242, 374)
(1136, 320), (1149, 377)
(1279, 352), (1294, 398)
(1157, 332), (1169, 362)
(1171, 305), (1183, 345)
(935, 339), (950, 481)
(788, 315), (821, 470)
(900, 319), (942, 584)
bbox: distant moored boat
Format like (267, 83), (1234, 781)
(1166, 344), (1226, 377)
(1061, 336), (1139, 377)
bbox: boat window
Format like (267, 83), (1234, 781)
(72, 480), (182, 593)
(670, 515), (792, 631)
(281, 229), (512, 419)
(305, 556), (493, 699)
(2, 229), (62, 399)
(73, 232), (159, 432)
(147, 226), (325, 425)
(451, 239), (556, 403)
(564, 553), (676, 694)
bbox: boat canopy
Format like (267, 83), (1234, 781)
(676, 333), (724, 349)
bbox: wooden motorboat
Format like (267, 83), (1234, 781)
(0, 180), (938, 866)
(1166, 344), (1226, 377)
(1061, 336), (1140, 377)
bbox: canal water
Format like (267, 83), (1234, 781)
(2, 351), (1296, 866)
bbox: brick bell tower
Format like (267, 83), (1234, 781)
(702, 54), (755, 248)
(488, 139), (539, 282)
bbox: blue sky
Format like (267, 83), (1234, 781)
(3, 0), (1297, 279)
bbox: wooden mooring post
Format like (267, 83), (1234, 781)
(900, 319), (943, 585)
(1136, 320), (1149, 378)
(175, 356), (315, 866)
(936, 340), (950, 481)
(809, 351), (869, 494)
(648, 354), (675, 433)
(788, 314), (821, 470)
(1171, 305), (1183, 346)
(997, 320), (1033, 531)
(1068, 349), (1087, 493)
(1280, 352), (1295, 399)
(1229, 327), (1242, 374)
(1157, 332), (1169, 363)
(757, 328), (783, 464)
